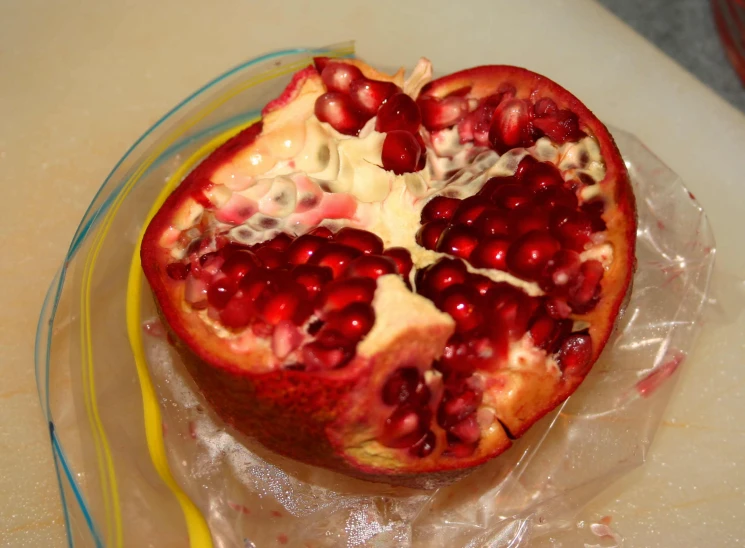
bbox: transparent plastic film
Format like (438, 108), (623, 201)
(36, 44), (717, 547)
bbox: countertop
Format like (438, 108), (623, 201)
(1, 0), (744, 546)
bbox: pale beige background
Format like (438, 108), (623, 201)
(1, 0), (744, 546)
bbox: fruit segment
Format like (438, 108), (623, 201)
(141, 56), (636, 488)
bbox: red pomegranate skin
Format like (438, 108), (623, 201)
(141, 57), (636, 488)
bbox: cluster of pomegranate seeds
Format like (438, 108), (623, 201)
(312, 60), (426, 175)
(167, 227), (414, 371)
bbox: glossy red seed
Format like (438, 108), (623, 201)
(506, 230), (561, 280)
(533, 109), (584, 144)
(381, 130), (421, 175)
(416, 219), (448, 250)
(343, 254), (398, 280)
(556, 333), (593, 375)
(254, 246), (285, 269)
(219, 290), (256, 329)
(489, 285), (539, 340)
(523, 162), (564, 193)
(513, 155), (539, 180)
(439, 334), (506, 375)
(534, 187), (579, 210)
(409, 430), (436, 458)
(491, 184), (533, 210)
(166, 262), (190, 280)
(334, 227), (384, 255)
(382, 367), (430, 406)
(207, 275), (237, 309)
(302, 339), (352, 371)
(448, 415), (480, 445)
(308, 243), (362, 278)
(314, 92), (367, 136)
(459, 93), (504, 146)
(318, 277), (376, 314)
(416, 258), (468, 296)
(474, 208), (511, 238)
(528, 313), (557, 350)
(375, 93), (421, 133)
(256, 282), (310, 326)
(436, 225), (478, 260)
(220, 249), (261, 283)
(421, 196), (461, 223)
(489, 98), (535, 154)
(308, 226), (334, 239)
(533, 97), (558, 117)
(509, 206), (551, 238)
(291, 264), (333, 302)
(438, 284), (483, 334)
(540, 249), (582, 292)
(477, 176), (516, 201)
(582, 200), (607, 232)
(320, 61), (364, 93)
(550, 208), (594, 251)
(545, 297), (572, 319)
(264, 233), (292, 251)
(381, 406), (432, 449)
(470, 237), (510, 270)
(286, 235), (327, 265)
(437, 388), (482, 428)
(452, 196), (489, 226)
(568, 260), (604, 313)
(470, 274), (494, 297)
(324, 302), (375, 341)
(418, 95), (468, 131)
(349, 78), (400, 115)
(383, 247), (414, 279)
(414, 132), (428, 171)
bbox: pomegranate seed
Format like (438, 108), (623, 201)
(166, 262), (190, 280)
(489, 98), (535, 154)
(264, 233), (292, 251)
(509, 206), (551, 238)
(416, 258), (468, 296)
(409, 430), (436, 458)
(219, 290), (256, 329)
(533, 109), (584, 144)
(437, 388), (482, 428)
(380, 406), (431, 449)
(477, 176), (516, 201)
(184, 275), (208, 309)
(272, 320), (304, 359)
(254, 246), (285, 268)
(506, 230), (561, 280)
(302, 339), (352, 371)
(474, 208), (511, 238)
(545, 297), (572, 319)
(452, 196), (489, 226)
(308, 243), (362, 278)
(382, 247), (413, 279)
(448, 415), (480, 445)
(320, 61), (363, 93)
(324, 302), (375, 341)
(382, 367), (430, 406)
(314, 92), (367, 136)
(207, 275), (238, 309)
(348, 78), (399, 115)
(414, 132), (427, 171)
(286, 235), (327, 265)
(375, 93), (421, 133)
(534, 187), (578, 210)
(533, 97), (558, 117)
(333, 227), (384, 255)
(528, 313), (557, 350)
(556, 333), (593, 375)
(438, 284), (483, 334)
(489, 285), (539, 340)
(318, 277), (376, 314)
(421, 196), (461, 223)
(522, 162), (564, 193)
(344, 254), (398, 280)
(381, 130), (422, 175)
(491, 184), (533, 210)
(416, 219), (448, 250)
(540, 249), (582, 292)
(436, 225), (478, 260)
(568, 260), (604, 313)
(550, 208), (594, 251)
(460, 94), (503, 146)
(291, 264), (333, 302)
(514, 155), (539, 180)
(439, 334), (505, 375)
(470, 274), (494, 297)
(308, 226), (334, 239)
(256, 282), (311, 326)
(444, 438), (478, 457)
(418, 95), (468, 131)
(470, 237), (510, 270)
(581, 200), (607, 232)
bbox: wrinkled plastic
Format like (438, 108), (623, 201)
(37, 44), (716, 548)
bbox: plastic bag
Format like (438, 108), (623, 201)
(36, 43), (716, 547)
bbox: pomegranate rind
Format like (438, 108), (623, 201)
(141, 62), (636, 488)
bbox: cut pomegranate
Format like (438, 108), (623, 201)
(142, 57), (636, 488)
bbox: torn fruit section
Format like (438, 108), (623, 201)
(141, 56), (635, 486)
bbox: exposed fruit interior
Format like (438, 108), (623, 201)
(142, 57), (635, 483)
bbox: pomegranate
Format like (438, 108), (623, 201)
(141, 57), (635, 488)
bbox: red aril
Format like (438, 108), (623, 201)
(142, 57), (636, 488)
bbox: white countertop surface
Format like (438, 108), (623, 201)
(1, 0), (744, 545)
